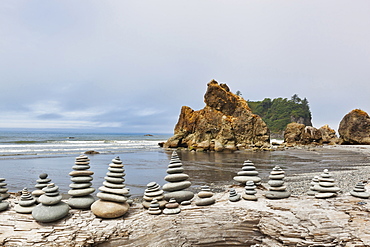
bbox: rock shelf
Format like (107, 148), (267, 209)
(1, 186), (370, 246)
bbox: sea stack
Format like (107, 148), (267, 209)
(350, 182), (370, 199)
(163, 198), (181, 215)
(307, 176), (320, 196)
(233, 160), (261, 185)
(14, 188), (37, 214)
(229, 188), (241, 202)
(0, 178), (9, 199)
(264, 166), (291, 199)
(91, 156), (130, 219)
(313, 169), (340, 199)
(142, 182), (167, 209)
(67, 155), (95, 209)
(195, 185), (215, 206)
(163, 151), (194, 203)
(242, 181), (258, 201)
(32, 173), (51, 198)
(32, 183), (70, 223)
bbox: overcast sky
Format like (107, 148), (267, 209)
(0, 1), (369, 134)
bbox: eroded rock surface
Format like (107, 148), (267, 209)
(164, 80), (270, 151)
(284, 123), (338, 145)
(1, 188), (370, 247)
(339, 109), (370, 144)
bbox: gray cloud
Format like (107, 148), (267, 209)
(0, 0), (369, 133)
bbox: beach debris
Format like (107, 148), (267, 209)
(264, 166), (291, 199)
(233, 160), (261, 185)
(229, 188), (241, 202)
(163, 151), (194, 203)
(195, 185), (216, 206)
(313, 169), (340, 199)
(142, 181), (167, 209)
(32, 183), (70, 222)
(242, 181), (258, 201)
(14, 187), (37, 214)
(307, 175), (320, 196)
(84, 150), (100, 154)
(163, 198), (181, 214)
(0, 178), (10, 199)
(32, 173), (51, 199)
(350, 182), (370, 199)
(91, 156), (130, 218)
(67, 155), (96, 209)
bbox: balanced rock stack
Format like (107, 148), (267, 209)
(91, 156), (130, 219)
(0, 178), (9, 199)
(265, 166), (291, 199)
(242, 181), (258, 201)
(229, 188), (241, 202)
(163, 198), (181, 215)
(14, 188), (37, 214)
(307, 176), (320, 196)
(0, 197), (8, 212)
(195, 185), (215, 206)
(233, 160), (261, 185)
(32, 183), (70, 223)
(148, 199), (162, 215)
(350, 182), (370, 199)
(32, 173), (51, 198)
(163, 151), (194, 203)
(67, 155), (95, 209)
(142, 182), (167, 209)
(313, 169), (340, 199)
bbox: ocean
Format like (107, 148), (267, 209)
(0, 130), (368, 198)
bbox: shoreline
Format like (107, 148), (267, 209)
(1, 144), (370, 246)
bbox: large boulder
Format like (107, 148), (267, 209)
(339, 109), (370, 144)
(284, 123), (338, 145)
(164, 80), (270, 151)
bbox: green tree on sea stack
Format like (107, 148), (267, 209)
(248, 94), (312, 134)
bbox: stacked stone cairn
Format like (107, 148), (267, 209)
(313, 169), (340, 199)
(307, 176), (320, 196)
(0, 178), (9, 199)
(148, 199), (162, 215)
(195, 185), (215, 206)
(229, 188), (241, 202)
(242, 181), (258, 201)
(163, 198), (181, 215)
(350, 182), (370, 199)
(67, 155), (95, 209)
(14, 188), (37, 214)
(32, 183), (70, 223)
(233, 160), (261, 185)
(265, 166), (291, 199)
(163, 151), (194, 203)
(32, 173), (51, 199)
(142, 182), (167, 209)
(0, 196), (8, 212)
(91, 156), (130, 219)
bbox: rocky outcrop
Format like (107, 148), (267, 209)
(339, 109), (370, 144)
(1, 189), (370, 246)
(164, 80), (270, 151)
(284, 123), (338, 145)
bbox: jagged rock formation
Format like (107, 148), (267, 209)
(1, 190), (370, 246)
(284, 123), (338, 145)
(339, 109), (370, 144)
(164, 80), (270, 151)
